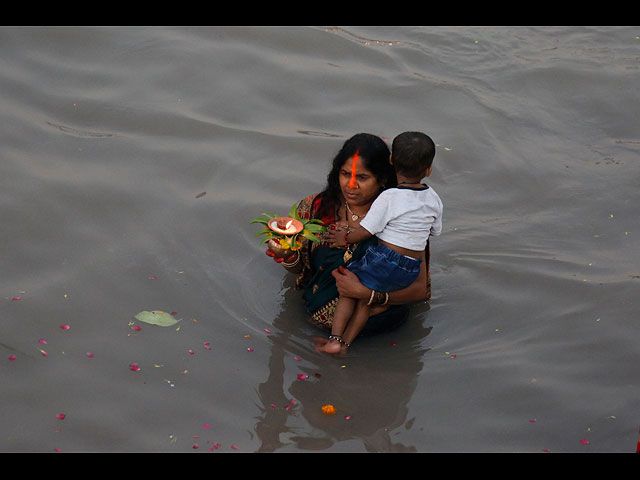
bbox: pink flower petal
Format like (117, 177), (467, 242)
(12, 296), (21, 301)
(129, 363), (140, 371)
(188, 349), (195, 355)
(264, 329), (271, 334)
(56, 413), (66, 420)
(39, 339), (47, 344)
(297, 374), (309, 380)
(8, 355), (16, 361)
(580, 438), (590, 445)
(132, 325), (142, 331)
(202, 424), (211, 429)
(59, 324), (70, 330)
(247, 347), (254, 352)
(86, 352), (94, 358)
(231, 445), (239, 450)
(203, 342), (211, 350)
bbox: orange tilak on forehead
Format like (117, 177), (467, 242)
(348, 150), (359, 189)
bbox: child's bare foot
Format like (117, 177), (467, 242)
(314, 335), (348, 355)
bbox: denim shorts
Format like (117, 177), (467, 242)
(347, 243), (422, 292)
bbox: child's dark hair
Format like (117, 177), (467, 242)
(391, 132), (436, 177)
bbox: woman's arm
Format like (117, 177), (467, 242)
(332, 254), (429, 305)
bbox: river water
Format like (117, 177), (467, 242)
(1, 26), (639, 452)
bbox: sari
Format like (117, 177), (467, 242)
(294, 193), (431, 335)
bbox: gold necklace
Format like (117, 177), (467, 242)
(345, 201), (364, 222)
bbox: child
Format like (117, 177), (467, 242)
(319, 131), (443, 354)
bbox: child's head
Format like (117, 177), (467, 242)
(391, 132), (436, 178)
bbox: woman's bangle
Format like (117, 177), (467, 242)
(367, 290), (389, 306)
(343, 228), (350, 245)
(282, 251), (300, 268)
(367, 289), (376, 306)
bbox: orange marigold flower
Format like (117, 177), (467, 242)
(321, 404), (336, 415)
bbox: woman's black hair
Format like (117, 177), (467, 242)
(316, 133), (396, 220)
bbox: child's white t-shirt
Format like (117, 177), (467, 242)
(359, 185), (442, 251)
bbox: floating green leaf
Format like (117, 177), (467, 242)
(134, 310), (181, 327)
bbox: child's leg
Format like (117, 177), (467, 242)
(341, 298), (371, 347)
(315, 295), (356, 354)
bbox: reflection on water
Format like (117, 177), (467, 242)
(254, 281), (432, 452)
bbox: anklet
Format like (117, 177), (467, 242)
(328, 334), (350, 347)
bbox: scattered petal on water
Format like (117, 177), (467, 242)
(188, 349), (195, 355)
(131, 325), (142, 331)
(294, 357), (302, 361)
(297, 374), (308, 380)
(56, 414), (66, 420)
(8, 355), (16, 361)
(247, 347), (254, 352)
(344, 415), (352, 420)
(39, 339), (47, 344)
(264, 329), (271, 334)
(231, 445), (239, 450)
(580, 438), (590, 445)
(202, 424), (211, 429)
(204, 342), (211, 350)
(86, 352), (94, 358)
(129, 363), (141, 371)
(12, 296), (21, 301)
(59, 324), (70, 330)
(40, 350), (48, 357)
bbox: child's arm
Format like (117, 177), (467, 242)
(326, 224), (372, 248)
(344, 224), (372, 244)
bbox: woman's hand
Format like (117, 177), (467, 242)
(265, 239), (297, 264)
(331, 265), (370, 300)
(326, 223), (349, 248)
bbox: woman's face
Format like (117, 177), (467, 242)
(338, 155), (384, 207)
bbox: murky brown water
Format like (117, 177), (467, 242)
(1, 26), (639, 452)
